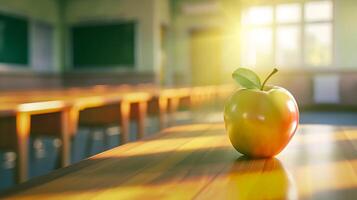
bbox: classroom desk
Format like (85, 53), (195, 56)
(2, 123), (356, 199)
(0, 101), (72, 183)
(0, 85), (233, 184)
(0, 91), (152, 183)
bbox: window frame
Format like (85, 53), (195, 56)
(241, 0), (335, 69)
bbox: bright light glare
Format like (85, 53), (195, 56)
(276, 4), (301, 23)
(305, 1), (333, 21)
(276, 26), (300, 67)
(242, 28), (273, 66)
(243, 6), (273, 25)
(287, 100), (296, 113)
(304, 23), (332, 66)
(17, 101), (65, 112)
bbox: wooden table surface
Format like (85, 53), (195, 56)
(3, 123), (356, 200)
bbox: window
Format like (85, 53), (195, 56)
(242, 0), (333, 68)
(304, 1), (333, 67)
(276, 25), (300, 66)
(243, 6), (273, 25)
(276, 3), (301, 23)
(242, 27), (273, 66)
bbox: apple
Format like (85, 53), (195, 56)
(224, 68), (299, 158)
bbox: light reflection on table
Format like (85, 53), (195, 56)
(2, 123), (357, 199)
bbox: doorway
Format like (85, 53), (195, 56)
(190, 28), (223, 86)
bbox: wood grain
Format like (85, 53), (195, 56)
(2, 123), (356, 199)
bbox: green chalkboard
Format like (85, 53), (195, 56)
(0, 13), (28, 65)
(72, 22), (135, 68)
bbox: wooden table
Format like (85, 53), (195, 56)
(0, 101), (72, 183)
(0, 91), (153, 183)
(2, 123), (356, 199)
(0, 85), (234, 184)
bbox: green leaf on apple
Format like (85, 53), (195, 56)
(232, 67), (279, 91)
(232, 68), (262, 89)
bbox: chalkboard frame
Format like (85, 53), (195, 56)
(69, 20), (138, 71)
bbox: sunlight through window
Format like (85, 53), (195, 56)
(276, 26), (300, 67)
(242, 0), (333, 68)
(276, 4), (301, 23)
(243, 6), (273, 25)
(243, 28), (273, 67)
(305, 23), (332, 67)
(305, 1), (333, 21)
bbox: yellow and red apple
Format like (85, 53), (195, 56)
(224, 68), (299, 158)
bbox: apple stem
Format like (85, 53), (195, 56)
(261, 68), (278, 91)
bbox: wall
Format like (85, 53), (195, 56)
(334, 0), (357, 68)
(0, 72), (61, 91)
(271, 70), (357, 107)
(159, 0), (171, 25)
(0, 0), (58, 23)
(62, 71), (155, 87)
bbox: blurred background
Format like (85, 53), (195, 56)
(0, 0), (356, 191)
(0, 0), (352, 103)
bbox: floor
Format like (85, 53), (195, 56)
(1, 111), (357, 191)
(300, 111), (357, 126)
